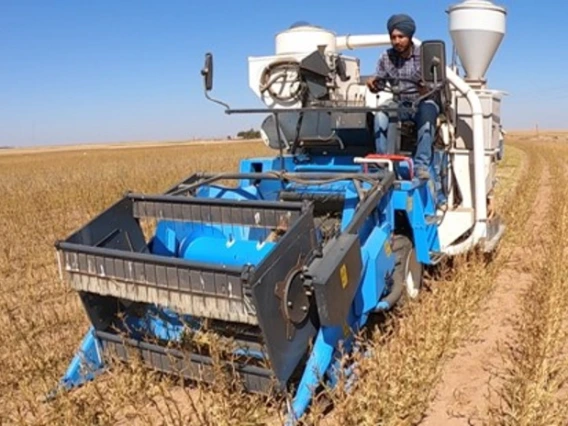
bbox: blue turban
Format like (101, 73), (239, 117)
(387, 14), (416, 38)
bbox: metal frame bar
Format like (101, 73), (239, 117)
(224, 106), (416, 114)
(167, 171), (389, 196)
(344, 172), (395, 234)
(96, 330), (274, 380)
(56, 240), (245, 275)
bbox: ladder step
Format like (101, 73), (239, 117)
(425, 214), (444, 225)
(429, 251), (446, 265)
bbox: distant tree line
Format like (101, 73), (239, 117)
(236, 128), (261, 139)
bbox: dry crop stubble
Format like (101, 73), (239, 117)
(0, 136), (547, 426)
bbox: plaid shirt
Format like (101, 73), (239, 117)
(375, 44), (422, 102)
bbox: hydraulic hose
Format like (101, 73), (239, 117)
(378, 275), (404, 311)
(259, 60), (305, 103)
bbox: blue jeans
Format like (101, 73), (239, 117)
(374, 99), (447, 205)
(374, 99), (439, 171)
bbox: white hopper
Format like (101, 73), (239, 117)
(448, 0), (507, 81)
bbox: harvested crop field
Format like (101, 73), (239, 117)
(1, 133), (567, 425)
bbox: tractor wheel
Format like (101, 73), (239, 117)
(393, 235), (423, 300)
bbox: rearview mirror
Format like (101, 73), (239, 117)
(201, 52), (213, 91)
(421, 40), (446, 84)
(200, 51), (231, 110)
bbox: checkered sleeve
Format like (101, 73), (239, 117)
(375, 52), (388, 80)
(373, 52), (390, 91)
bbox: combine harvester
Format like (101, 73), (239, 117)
(53, 0), (507, 423)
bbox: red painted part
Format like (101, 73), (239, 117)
(362, 154), (414, 179)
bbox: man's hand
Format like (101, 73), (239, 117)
(366, 77), (381, 94)
(418, 80), (429, 96)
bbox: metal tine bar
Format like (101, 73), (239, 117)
(129, 192), (304, 209)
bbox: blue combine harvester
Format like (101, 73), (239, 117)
(52, 1), (507, 423)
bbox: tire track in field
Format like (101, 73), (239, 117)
(484, 141), (568, 426)
(420, 143), (551, 425)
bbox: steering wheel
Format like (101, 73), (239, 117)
(370, 76), (448, 114)
(369, 77), (422, 96)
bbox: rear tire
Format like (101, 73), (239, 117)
(393, 235), (423, 300)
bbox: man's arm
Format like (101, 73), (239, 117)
(375, 52), (390, 80)
(411, 50), (429, 95)
(413, 64), (430, 96)
(366, 52), (389, 93)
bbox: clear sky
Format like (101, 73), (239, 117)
(1, 0), (566, 147)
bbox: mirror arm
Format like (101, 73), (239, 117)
(432, 56), (440, 85)
(204, 88), (231, 111)
(433, 65), (438, 86)
(200, 53), (231, 111)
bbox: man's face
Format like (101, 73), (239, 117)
(390, 29), (411, 53)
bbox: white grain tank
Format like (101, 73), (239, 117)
(448, 0), (506, 82)
(275, 22), (337, 55)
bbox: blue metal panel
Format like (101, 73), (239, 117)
(181, 236), (276, 267)
(354, 223), (395, 315)
(59, 327), (105, 391)
(390, 179), (441, 265)
(289, 324), (343, 420)
(239, 154), (367, 174)
(286, 180), (358, 195)
(339, 183), (358, 232)
(124, 305), (189, 342)
(123, 306), (269, 361)
(152, 219), (273, 260)
(379, 190), (395, 227)
(152, 225), (178, 256)
(294, 164), (361, 173)
(196, 184), (263, 201)
(288, 305), (369, 423)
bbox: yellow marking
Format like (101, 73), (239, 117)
(343, 322), (350, 337)
(340, 264), (348, 289)
(384, 240), (392, 257)
(407, 196), (413, 212)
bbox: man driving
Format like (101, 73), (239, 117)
(366, 13), (439, 181)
